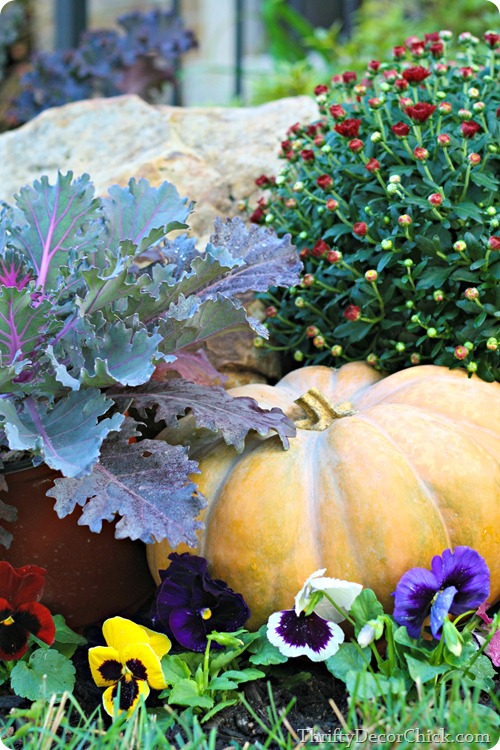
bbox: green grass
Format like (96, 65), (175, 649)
(1, 674), (499, 750)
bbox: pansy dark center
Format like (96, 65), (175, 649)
(200, 608), (212, 620)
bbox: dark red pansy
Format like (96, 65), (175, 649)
(0, 598), (55, 661)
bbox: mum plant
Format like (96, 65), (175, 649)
(253, 30), (500, 382)
(0, 171), (299, 548)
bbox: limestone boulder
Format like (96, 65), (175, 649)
(0, 94), (319, 384)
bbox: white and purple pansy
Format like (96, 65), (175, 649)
(267, 569), (363, 662)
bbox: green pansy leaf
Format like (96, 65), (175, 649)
(167, 678), (214, 709)
(248, 625), (289, 666)
(10, 649), (76, 700)
(325, 643), (371, 683)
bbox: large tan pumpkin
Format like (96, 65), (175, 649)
(148, 362), (500, 629)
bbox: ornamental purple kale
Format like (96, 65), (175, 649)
(0, 172), (300, 550)
(150, 553), (250, 652)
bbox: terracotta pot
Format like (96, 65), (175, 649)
(1, 463), (156, 629)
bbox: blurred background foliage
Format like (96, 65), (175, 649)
(250, 0), (500, 103)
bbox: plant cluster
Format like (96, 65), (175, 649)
(252, 31), (500, 382)
(0, 171), (300, 550)
(8, 8), (197, 126)
(0, 562), (85, 701)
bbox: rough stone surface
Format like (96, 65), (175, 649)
(0, 94), (319, 383)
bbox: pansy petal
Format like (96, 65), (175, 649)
(89, 646), (122, 686)
(267, 610), (344, 662)
(210, 590), (250, 633)
(138, 625), (171, 660)
(102, 617), (150, 655)
(310, 578), (363, 623)
(0, 619), (30, 661)
(169, 607), (208, 652)
(430, 585), (458, 639)
(102, 678), (149, 717)
(294, 569), (327, 615)
(122, 643), (167, 690)
(0, 562), (46, 608)
(392, 567), (439, 639)
(486, 629), (500, 667)
(16, 603), (55, 646)
(432, 547), (490, 614)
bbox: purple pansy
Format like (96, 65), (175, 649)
(149, 553), (249, 652)
(393, 546), (490, 640)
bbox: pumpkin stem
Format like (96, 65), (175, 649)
(294, 388), (356, 431)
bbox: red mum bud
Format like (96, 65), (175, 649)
(265, 305), (278, 318)
(255, 174), (271, 187)
(392, 121), (411, 137)
(301, 149), (315, 162)
(314, 134), (325, 147)
(488, 235), (500, 250)
(312, 239), (329, 257)
(404, 102), (437, 123)
(454, 345), (469, 360)
(429, 41), (444, 58)
(365, 158), (381, 173)
(402, 65), (431, 83)
(249, 207), (264, 224)
(342, 71), (357, 84)
(335, 118), (362, 138)
(316, 174), (333, 190)
(394, 78), (409, 92)
(393, 45), (406, 59)
(384, 68), (399, 83)
(460, 66), (474, 80)
(437, 133), (451, 147)
(413, 146), (429, 160)
(331, 74), (343, 86)
(329, 104), (346, 120)
(306, 325), (320, 338)
(464, 287), (479, 300)
(368, 97), (382, 109)
(410, 353), (421, 365)
(364, 269), (378, 282)
(302, 273), (315, 287)
(433, 290), (444, 302)
(428, 193), (443, 206)
(285, 198), (297, 208)
(348, 138), (364, 153)
(344, 304), (361, 321)
(353, 222), (368, 237)
(398, 214), (412, 226)
(367, 59), (380, 73)
(484, 31), (500, 48)
(425, 32), (440, 42)
(438, 101), (452, 114)
(327, 249), (342, 263)
(287, 122), (301, 135)
(326, 199), (339, 211)
(366, 353), (378, 366)
(314, 84), (329, 95)
(298, 247), (309, 260)
(461, 121), (482, 138)
(468, 153), (481, 166)
(313, 335), (325, 349)
(459, 108), (472, 120)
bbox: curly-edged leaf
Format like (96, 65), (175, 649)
(151, 349), (227, 386)
(102, 178), (191, 252)
(159, 294), (267, 355)
(79, 256), (150, 316)
(0, 392), (123, 477)
(0, 494), (17, 549)
(0, 247), (33, 290)
(79, 322), (164, 387)
(0, 286), (58, 365)
(165, 247), (242, 305)
(122, 380), (296, 451)
(47, 432), (204, 546)
(11, 172), (101, 291)
(206, 217), (302, 296)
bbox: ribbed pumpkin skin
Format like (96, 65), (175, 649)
(148, 363), (500, 629)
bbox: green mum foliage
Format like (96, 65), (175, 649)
(253, 30), (500, 382)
